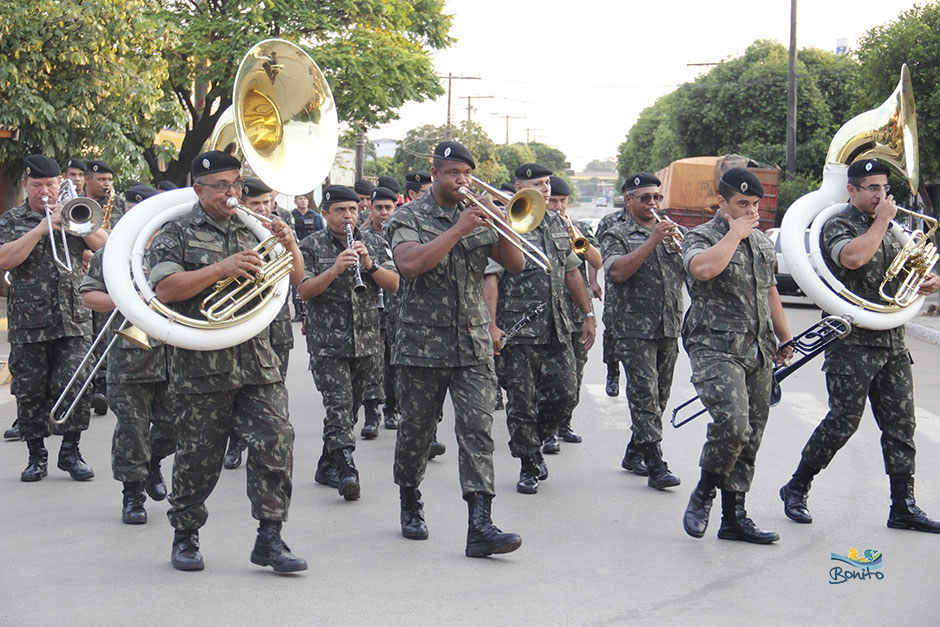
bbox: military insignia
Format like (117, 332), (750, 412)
(865, 162), (873, 172)
(134, 194), (142, 202)
(371, 190), (377, 199)
(150, 234), (178, 249)
(92, 164), (99, 172)
(325, 191), (331, 201)
(740, 182), (748, 192)
(413, 174), (419, 182)
(202, 158), (210, 169)
(634, 176), (640, 186)
(24, 166), (30, 176)
(526, 167), (532, 178)
(444, 147), (452, 158)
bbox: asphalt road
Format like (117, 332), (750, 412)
(1, 205), (939, 626)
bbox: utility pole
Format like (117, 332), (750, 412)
(463, 95), (494, 122)
(786, 0), (798, 181)
(355, 127), (365, 181)
(496, 114), (525, 145)
(438, 73), (480, 139)
(525, 128), (543, 144)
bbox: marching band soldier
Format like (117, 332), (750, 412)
(156, 180), (178, 191)
(681, 168), (793, 544)
(79, 194), (177, 523)
(290, 193), (325, 321)
(601, 173), (683, 490)
(147, 150), (306, 572)
(299, 185), (398, 500)
(404, 171), (432, 202)
(378, 175), (403, 205)
(0, 155), (108, 482)
(386, 140), (523, 557)
(354, 179), (375, 226)
(544, 175), (601, 450)
(64, 157), (86, 196)
(595, 191), (630, 400)
(483, 163), (596, 494)
(779, 158), (940, 532)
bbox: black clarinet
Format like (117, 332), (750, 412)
(501, 303), (547, 347)
(344, 224), (367, 293)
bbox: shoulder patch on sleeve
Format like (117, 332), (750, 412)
(150, 234), (178, 250)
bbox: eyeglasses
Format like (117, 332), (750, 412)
(858, 184), (890, 194)
(635, 193), (664, 203)
(199, 180), (243, 192)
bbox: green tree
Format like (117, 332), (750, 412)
(394, 121), (507, 182)
(493, 144), (536, 184)
(0, 0), (177, 185)
(364, 156), (399, 179)
(526, 142), (568, 173)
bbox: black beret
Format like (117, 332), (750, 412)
(191, 150), (241, 180)
(65, 157), (86, 172)
(87, 160), (114, 175)
(242, 177), (273, 197)
(23, 155), (60, 179)
(433, 141), (476, 169)
(377, 176), (401, 194)
(719, 167), (764, 198)
(621, 172), (661, 192)
(371, 186), (398, 203)
(549, 175), (571, 197)
(499, 182), (517, 194)
(322, 185), (360, 206)
(353, 179), (376, 196)
(156, 180), (177, 191)
(405, 171), (432, 187)
(847, 159), (891, 179)
(124, 183), (159, 203)
(514, 163), (552, 180)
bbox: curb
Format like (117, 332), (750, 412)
(906, 321), (940, 346)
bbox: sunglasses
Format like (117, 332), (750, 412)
(635, 193), (664, 203)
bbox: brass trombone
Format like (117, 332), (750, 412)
(42, 179), (103, 272)
(458, 177), (552, 272)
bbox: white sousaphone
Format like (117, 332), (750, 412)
(103, 39), (338, 350)
(778, 64), (937, 330)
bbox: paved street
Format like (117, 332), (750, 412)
(2, 206), (940, 625)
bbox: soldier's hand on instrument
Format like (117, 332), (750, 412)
(352, 241), (373, 269)
(333, 248), (360, 272)
(651, 218), (679, 244)
(47, 203), (64, 231)
(270, 217), (294, 246)
(875, 195), (899, 224)
(774, 343), (794, 366)
(489, 324), (506, 355)
(218, 250), (263, 279)
(917, 272), (940, 295)
(728, 213), (757, 240)
(457, 203), (488, 235)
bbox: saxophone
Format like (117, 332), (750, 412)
(101, 187), (115, 231)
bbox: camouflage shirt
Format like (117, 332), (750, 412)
(595, 209), (629, 241)
(79, 248), (167, 383)
(601, 213), (684, 339)
(486, 211), (582, 345)
(565, 218), (599, 326)
(821, 203), (905, 349)
(146, 201), (282, 393)
(93, 193), (126, 230)
(681, 212), (777, 362)
(361, 224), (398, 328)
(300, 226), (391, 358)
(0, 202), (92, 343)
(386, 190), (499, 367)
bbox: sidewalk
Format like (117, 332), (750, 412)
(907, 301), (940, 345)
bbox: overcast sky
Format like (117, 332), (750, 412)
(371, 0), (919, 171)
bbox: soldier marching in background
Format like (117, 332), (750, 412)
(595, 190), (631, 401)
(64, 157), (86, 197)
(354, 179), (375, 227)
(290, 192), (325, 321)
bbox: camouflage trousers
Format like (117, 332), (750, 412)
(615, 337), (679, 446)
(310, 353), (380, 452)
(273, 343), (291, 381)
(381, 326), (397, 411)
(690, 349), (772, 493)
(800, 345), (916, 476)
(603, 327), (615, 366)
(167, 382), (294, 530)
(562, 331), (589, 424)
(109, 380), (177, 482)
(498, 338), (577, 459)
(9, 336), (92, 440)
(395, 363), (496, 495)
(362, 331), (385, 405)
(91, 310), (109, 394)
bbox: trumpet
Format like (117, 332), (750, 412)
(650, 208), (683, 253)
(458, 177), (552, 272)
(559, 212), (590, 254)
(344, 223), (367, 293)
(43, 179), (103, 272)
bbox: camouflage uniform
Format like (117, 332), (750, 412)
(564, 219), (600, 418)
(601, 213), (684, 446)
(148, 202), (292, 530)
(89, 193), (127, 397)
(300, 226), (390, 452)
(681, 213), (777, 493)
(79, 249), (176, 482)
(798, 204), (915, 475)
(596, 209), (630, 370)
(360, 222), (394, 409)
(487, 212), (583, 460)
(386, 191), (499, 494)
(0, 202), (93, 439)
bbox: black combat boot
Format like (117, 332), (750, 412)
(887, 475), (940, 533)
(494, 391), (504, 411)
(536, 453), (549, 481)
(620, 437), (648, 476)
(644, 443), (681, 490)
(292, 302), (305, 322)
(383, 405), (399, 430)
(516, 457), (540, 494)
(58, 432), (94, 481)
(464, 492), (522, 558)
(780, 461), (818, 524)
(223, 434), (246, 470)
(4, 420), (21, 441)
(146, 455), (168, 501)
(716, 491), (779, 544)
(122, 481), (147, 525)
(314, 446), (339, 488)
(171, 529), (204, 571)
(428, 426), (446, 460)
(21, 438), (48, 482)
(91, 387), (108, 416)
(541, 434), (561, 455)
(683, 470), (720, 538)
(334, 447), (360, 501)
(250, 520), (308, 573)
(361, 401), (380, 439)
(400, 486), (429, 540)
(558, 420), (582, 443)
(605, 363), (619, 397)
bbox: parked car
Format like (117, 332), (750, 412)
(613, 195), (625, 208)
(595, 196), (608, 208)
